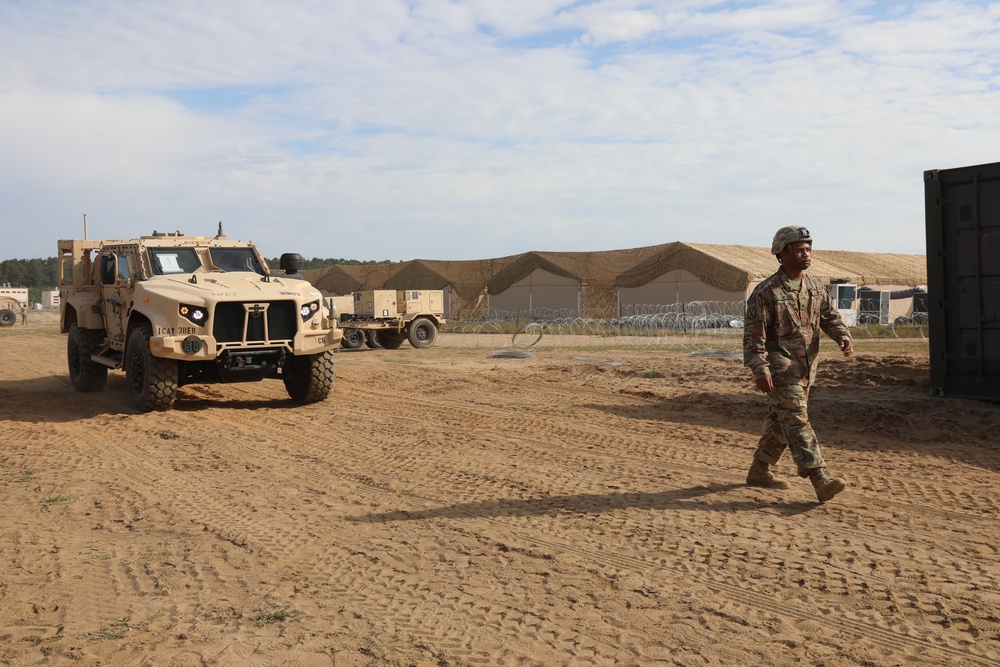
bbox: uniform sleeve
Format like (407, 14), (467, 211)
(743, 291), (770, 379)
(819, 288), (852, 343)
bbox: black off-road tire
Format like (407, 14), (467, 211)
(380, 331), (406, 349)
(284, 350), (336, 403)
(365, 330), (384, 349)
(407, 317), (438, 349)
(0, 309), (15, 327)
(341, 328), (365, 349)
(67, 323), (108, 392)
(125, 326), (178, 411)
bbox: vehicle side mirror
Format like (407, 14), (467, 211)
(279, 253), (304, 275)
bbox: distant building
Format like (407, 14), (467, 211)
(0, 285), (29, 307)
(42, 290), (61, 309)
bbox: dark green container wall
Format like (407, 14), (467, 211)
(924, 162), (1000, 401)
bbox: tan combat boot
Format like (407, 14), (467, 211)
(810, 469), (847, 503)
(746, 460), (791, 490)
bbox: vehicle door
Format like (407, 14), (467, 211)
(98, 249), (133, 346)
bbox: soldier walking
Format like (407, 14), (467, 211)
(743, 226), (854, 503)
(20, 304), (28, 325)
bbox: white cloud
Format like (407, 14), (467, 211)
(580, 9), (666, 44)
(2, 0), (1000, 262)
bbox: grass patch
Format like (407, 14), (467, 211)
(252, 606), (301, 625)
(0, 324), (62, 337)
(17, 469), (39, 482)
(824, 336), (929, 357)
(89, 618), (133, 641)
(642, 370), (664, 378)
(43, 495), (71, 505)
(87, 614), (159, 642)
(349, 634), (434, 665)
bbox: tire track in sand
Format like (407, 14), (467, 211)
(117, 407), (1000, 667)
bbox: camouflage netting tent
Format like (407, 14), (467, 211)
(303, 263), (404, 295)
(487, 246), (670, 317)
(384, 256), (521, 319)
(819, 250), (928, 287)
(304, 256), (524, 319)
(302, 265), (366, 295)
(618, 243), (763, 294)
(301, 242), (926, 320)
(617, 243), (927, 296)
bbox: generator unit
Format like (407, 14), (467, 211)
(825, 281), (857, 326)
(857, 288), (891, 325)
(354, 290), (398, 318)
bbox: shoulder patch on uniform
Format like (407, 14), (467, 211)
(747, 305), (757, 320)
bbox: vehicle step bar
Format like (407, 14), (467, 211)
(91, 350), (123, 368)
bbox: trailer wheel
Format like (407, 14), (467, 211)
(68, 323), (108, 392)
(0, 309), (15, 327)
(284, 350), (336, 403)
(407, 317), (437, 349)
(125, 325), (178, 411)
(365, 330), (384, 349)
(380, 331), (406, 349)
(341, 328), (365, 349)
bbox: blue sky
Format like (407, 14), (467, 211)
(2, 0), (999, 262)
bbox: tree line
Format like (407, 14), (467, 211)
(1, 256), (390, 304)
(0, 258), (59, 303)
(263, 257), (394, 270)
(1, 256), (391, 288)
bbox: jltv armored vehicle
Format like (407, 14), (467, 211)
(58, 228), (342, 411)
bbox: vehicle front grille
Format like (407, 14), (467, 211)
(213, 301), (297, 344)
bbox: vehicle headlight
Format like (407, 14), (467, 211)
(179, 304), (208, 326)
(300, 300), (319, 321)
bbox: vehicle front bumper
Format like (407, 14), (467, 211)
(149, 329), (343, 361)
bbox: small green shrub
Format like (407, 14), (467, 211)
(253, 606), (301, 624)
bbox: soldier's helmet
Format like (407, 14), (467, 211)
(771, 226), (812, 256)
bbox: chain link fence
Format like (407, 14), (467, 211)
(439, 301), (928, 352)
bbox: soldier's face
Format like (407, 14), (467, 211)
(781, 241), (812, 270)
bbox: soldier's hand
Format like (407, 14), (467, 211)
(755, 375), (773, 394)
(840, 338), (854, 357)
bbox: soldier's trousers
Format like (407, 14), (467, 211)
(753, 383), (825, 477)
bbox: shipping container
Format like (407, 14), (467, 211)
(924, 162), (1000, 401)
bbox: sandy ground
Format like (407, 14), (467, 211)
(1, 319), (999, 666)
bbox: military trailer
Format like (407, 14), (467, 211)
(337, 289), (445, 350)
(58, 228), (343, 411)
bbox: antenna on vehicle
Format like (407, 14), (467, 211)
(216, 221), (226, 239)
(83, 213), (88, 240)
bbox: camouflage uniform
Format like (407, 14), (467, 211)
(744, 269), (852, 477)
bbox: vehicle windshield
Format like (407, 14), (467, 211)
(209, 248), (265, 273)
(148, 247), (202, 275)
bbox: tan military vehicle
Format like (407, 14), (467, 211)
(58, 228), (342, 411)
(336, 289), (445, 350)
